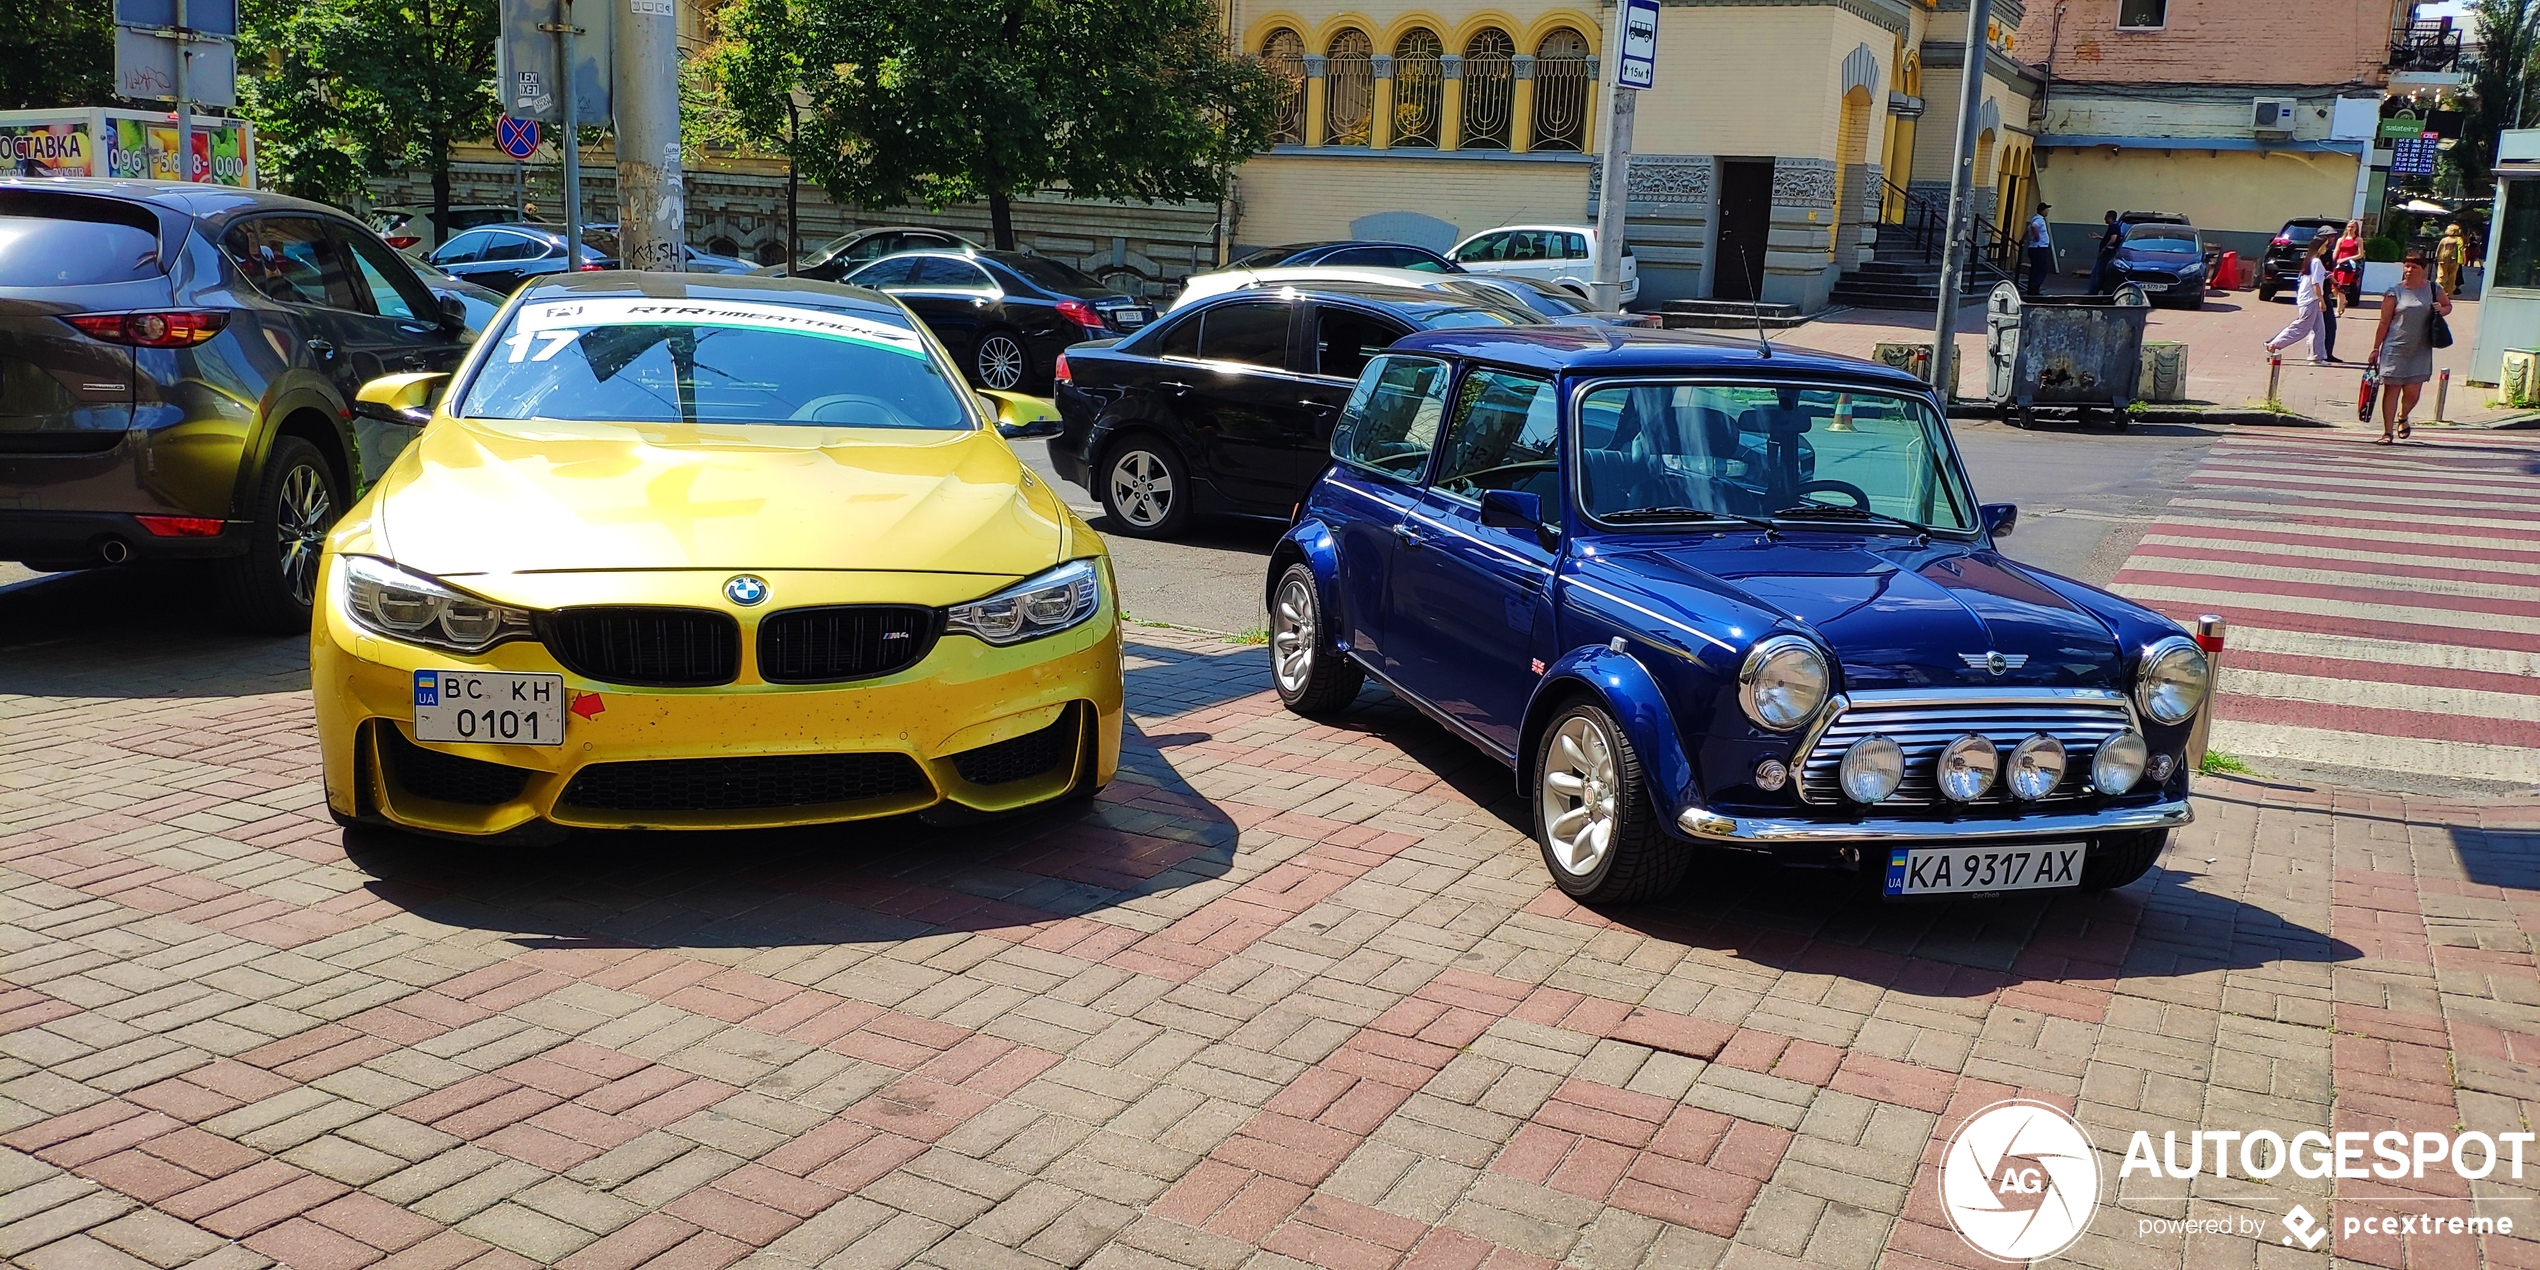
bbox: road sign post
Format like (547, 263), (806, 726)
(115, 0), (237, 181)
(1592, 0), (1657, 311)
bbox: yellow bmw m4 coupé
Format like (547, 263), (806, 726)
(312, 272), (1122, 839)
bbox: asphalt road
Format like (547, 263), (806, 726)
(1024, 415), (2233, 633)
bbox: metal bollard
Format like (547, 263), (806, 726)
(2187, 614), (2226, 772)
(2266, 355), (2282, 408)
(2436, 369), (2450, 422)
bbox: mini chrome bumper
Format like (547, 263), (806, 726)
(1676, 800), (2193, 844)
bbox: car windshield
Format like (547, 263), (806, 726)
(2127, 230), (2198, 252)
(1421, 306), (1539, 329)
(998, 254), (1106, 293)
(2279, 224), (2327, 244)
(1577, 383), (1973, 532)
(1465, 278), (1587, 317)
(459, 296), (974, 430)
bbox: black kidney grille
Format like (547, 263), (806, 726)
(379, 725), (531, 806)
(950, 710), (1076, 786)
(542, 607), (740, 687)
(758, 605), (940, 684)
(560, 752), (929, 813)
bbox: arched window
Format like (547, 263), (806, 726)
(1391, 29), (1444, 148)
(1531, 28), (1592, 152)
(1461, 28), (1514, 149)
(1262, 28), (1306, 145)
(1324, 30), (1375, 146)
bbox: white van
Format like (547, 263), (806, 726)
(1447, 224), (1638, 304)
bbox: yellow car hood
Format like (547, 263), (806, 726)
(369, 416), (1073, 578)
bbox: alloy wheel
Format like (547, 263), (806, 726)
(1107, 450), (1173, 528)
(976, 335), (1026, 390)
(275, 463), (333, 606)
(1272, 575), (1318, 694)
(1541, 714), (1619, 876)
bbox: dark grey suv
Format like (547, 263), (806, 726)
(0, 180), (475, 630)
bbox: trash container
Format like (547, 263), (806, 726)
(1982, 281), (2154, 425)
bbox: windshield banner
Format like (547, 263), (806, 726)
(509, 297), (930, 359)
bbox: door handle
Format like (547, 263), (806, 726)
(1156, 380), (1194, 394)
(1391, 523), (1424, 550)
(1299, 398), (1337, 412)
(306, 338), (336, 360)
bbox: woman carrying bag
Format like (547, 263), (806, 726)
(2368, 248), (2453, 443)
(2265, 236), (2342, 365)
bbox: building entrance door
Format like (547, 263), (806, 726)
(1715, 159), (1774, 301)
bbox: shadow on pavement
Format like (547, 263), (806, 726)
(0, 566), (308, 699)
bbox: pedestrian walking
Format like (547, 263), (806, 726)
(2087, 210), (2125, 294)
(2368, 248), (2452, 443)
(2022, 203), (2056, 299)
(2265, 236), (2342, 364)
(2333, 219), (2365, 308)
(2436, 222), (2468, 295)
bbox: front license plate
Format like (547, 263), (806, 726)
(412, 670), (566, 746)
(1884, 843), (2084, 897)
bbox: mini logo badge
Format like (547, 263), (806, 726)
(1961, 652), (2029, 676)
(1938, 1099), (2099, 1263)
(724, 575), (769, 606)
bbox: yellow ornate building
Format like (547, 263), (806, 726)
(1225, 0), (2044, 311)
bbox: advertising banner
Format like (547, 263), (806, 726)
(0, 121), (97, 176)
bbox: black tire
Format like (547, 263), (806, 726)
(2259, 285), (2278, 303)
(972, 328), (1030, 392)
(1096, 434), (1193, 539)
(2081, 828), (2168, 891)
(1269, 563), (1362, 717)
(218, 435), (342, 634)
(1532, 701), (1688, 903)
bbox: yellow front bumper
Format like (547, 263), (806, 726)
(311, 559), (1124, 835)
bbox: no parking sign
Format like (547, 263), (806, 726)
(497, 114), (539, 160)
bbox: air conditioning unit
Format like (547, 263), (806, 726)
(2251, 98), (2299, 135)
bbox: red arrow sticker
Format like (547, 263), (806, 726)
(570, 692), (605, 720)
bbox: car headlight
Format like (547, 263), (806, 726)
(340, 554), (535, 653)
(1738, 635), (1829, 732)
(2134, 635), (2210, 726)
(945, 558), (1103, 645)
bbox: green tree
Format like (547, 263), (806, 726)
(2461, 0), (2540, 187)
(0, 0), (112, 112)
(240, 0), (498, 233)
(714, 0), (1277, 250)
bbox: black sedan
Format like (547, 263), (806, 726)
(1230, 241), (1464, 272)
(1049, 281), (1542, 538)
(423, 223), (610, 294)
(2109, 222), (2209, 308)
(843, 250), (1153, 392)
(760, 226), (982, 281)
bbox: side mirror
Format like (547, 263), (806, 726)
(1981, 502), (2018, 538)
(436, 292), (468, 332)
(353, 372), (448, 428)
(982, 390), (1063, 439)
(1479, 489), (1561, 550)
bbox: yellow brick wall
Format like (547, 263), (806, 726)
(1625, 6), (1896, 161)
(2035, 146), (2359, 245)
(1232, 154), (1588, 247)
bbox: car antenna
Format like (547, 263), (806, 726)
(1742, 253), (1773, 359)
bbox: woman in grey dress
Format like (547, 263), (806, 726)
(2368, 249), (2453, 443)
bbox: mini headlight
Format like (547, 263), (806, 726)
(1936, 734), (1999, 802)
(340, 555), (535, 653)
(946, 558), (1103, 646)
(1739, 635), (1829, 732)
(1838, 735), (1904, 803)
(2094, 730), (2149, 795)
(2135, 636), (2210, 726)
(2006, 734), (2067, 800)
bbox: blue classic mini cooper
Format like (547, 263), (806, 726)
(1265, 327), (2209, 903)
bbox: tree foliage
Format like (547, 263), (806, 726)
(713, 0), (1278, 248)
(2462, 0), (2540, 186)
(240, 0), (498, 229)
(0, 0), (113, 112)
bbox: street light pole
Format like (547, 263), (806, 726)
(614, 0), (685, 272)
(783, 95), (797, 272)
(1928, 0), (1995, 398)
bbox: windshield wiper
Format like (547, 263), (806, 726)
(1601, 507), (1781, 533)
(1768, 504), (1933, 535)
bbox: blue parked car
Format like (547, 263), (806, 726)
(1266, 327), (2210, 903)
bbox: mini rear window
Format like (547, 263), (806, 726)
(0, 193), (166, 286)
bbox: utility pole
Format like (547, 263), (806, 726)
(1928, 0), (1994, 399)
(545, 0), (584, 265)
(614, 0), (684, 272)
(172, 0), (190, 180)
(1593, 0), (1658, 311)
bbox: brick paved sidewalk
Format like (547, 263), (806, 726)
(1, 620), (2534, 1269)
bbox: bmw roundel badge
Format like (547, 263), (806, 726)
(724, 574), (769, 606)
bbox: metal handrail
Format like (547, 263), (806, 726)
(1874, 177), (2016, 286)
(2389, 20), (2463, 73)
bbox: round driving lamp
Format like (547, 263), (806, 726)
(2134, 635), (2211, 726)
(1838, 736), (1905, 804)
(1739, 636), (1830, 732)
(2093, 730), (2150, 795)
(1752, 758), (1790, 792)
(1935, 734), (1999, 802)
(2005, 734), (2067, 801)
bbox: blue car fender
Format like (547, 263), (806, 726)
(1519, 645), (1700, 826)
(1266, 518), (1348, 649)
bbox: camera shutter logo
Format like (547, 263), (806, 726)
(1939, 1099), (2101, 1262)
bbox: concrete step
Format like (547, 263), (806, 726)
(1657, 298), (1806, 320)
(1657, 309), (1817, 331)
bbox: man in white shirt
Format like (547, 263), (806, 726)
(2023, 203), (2056, 299)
